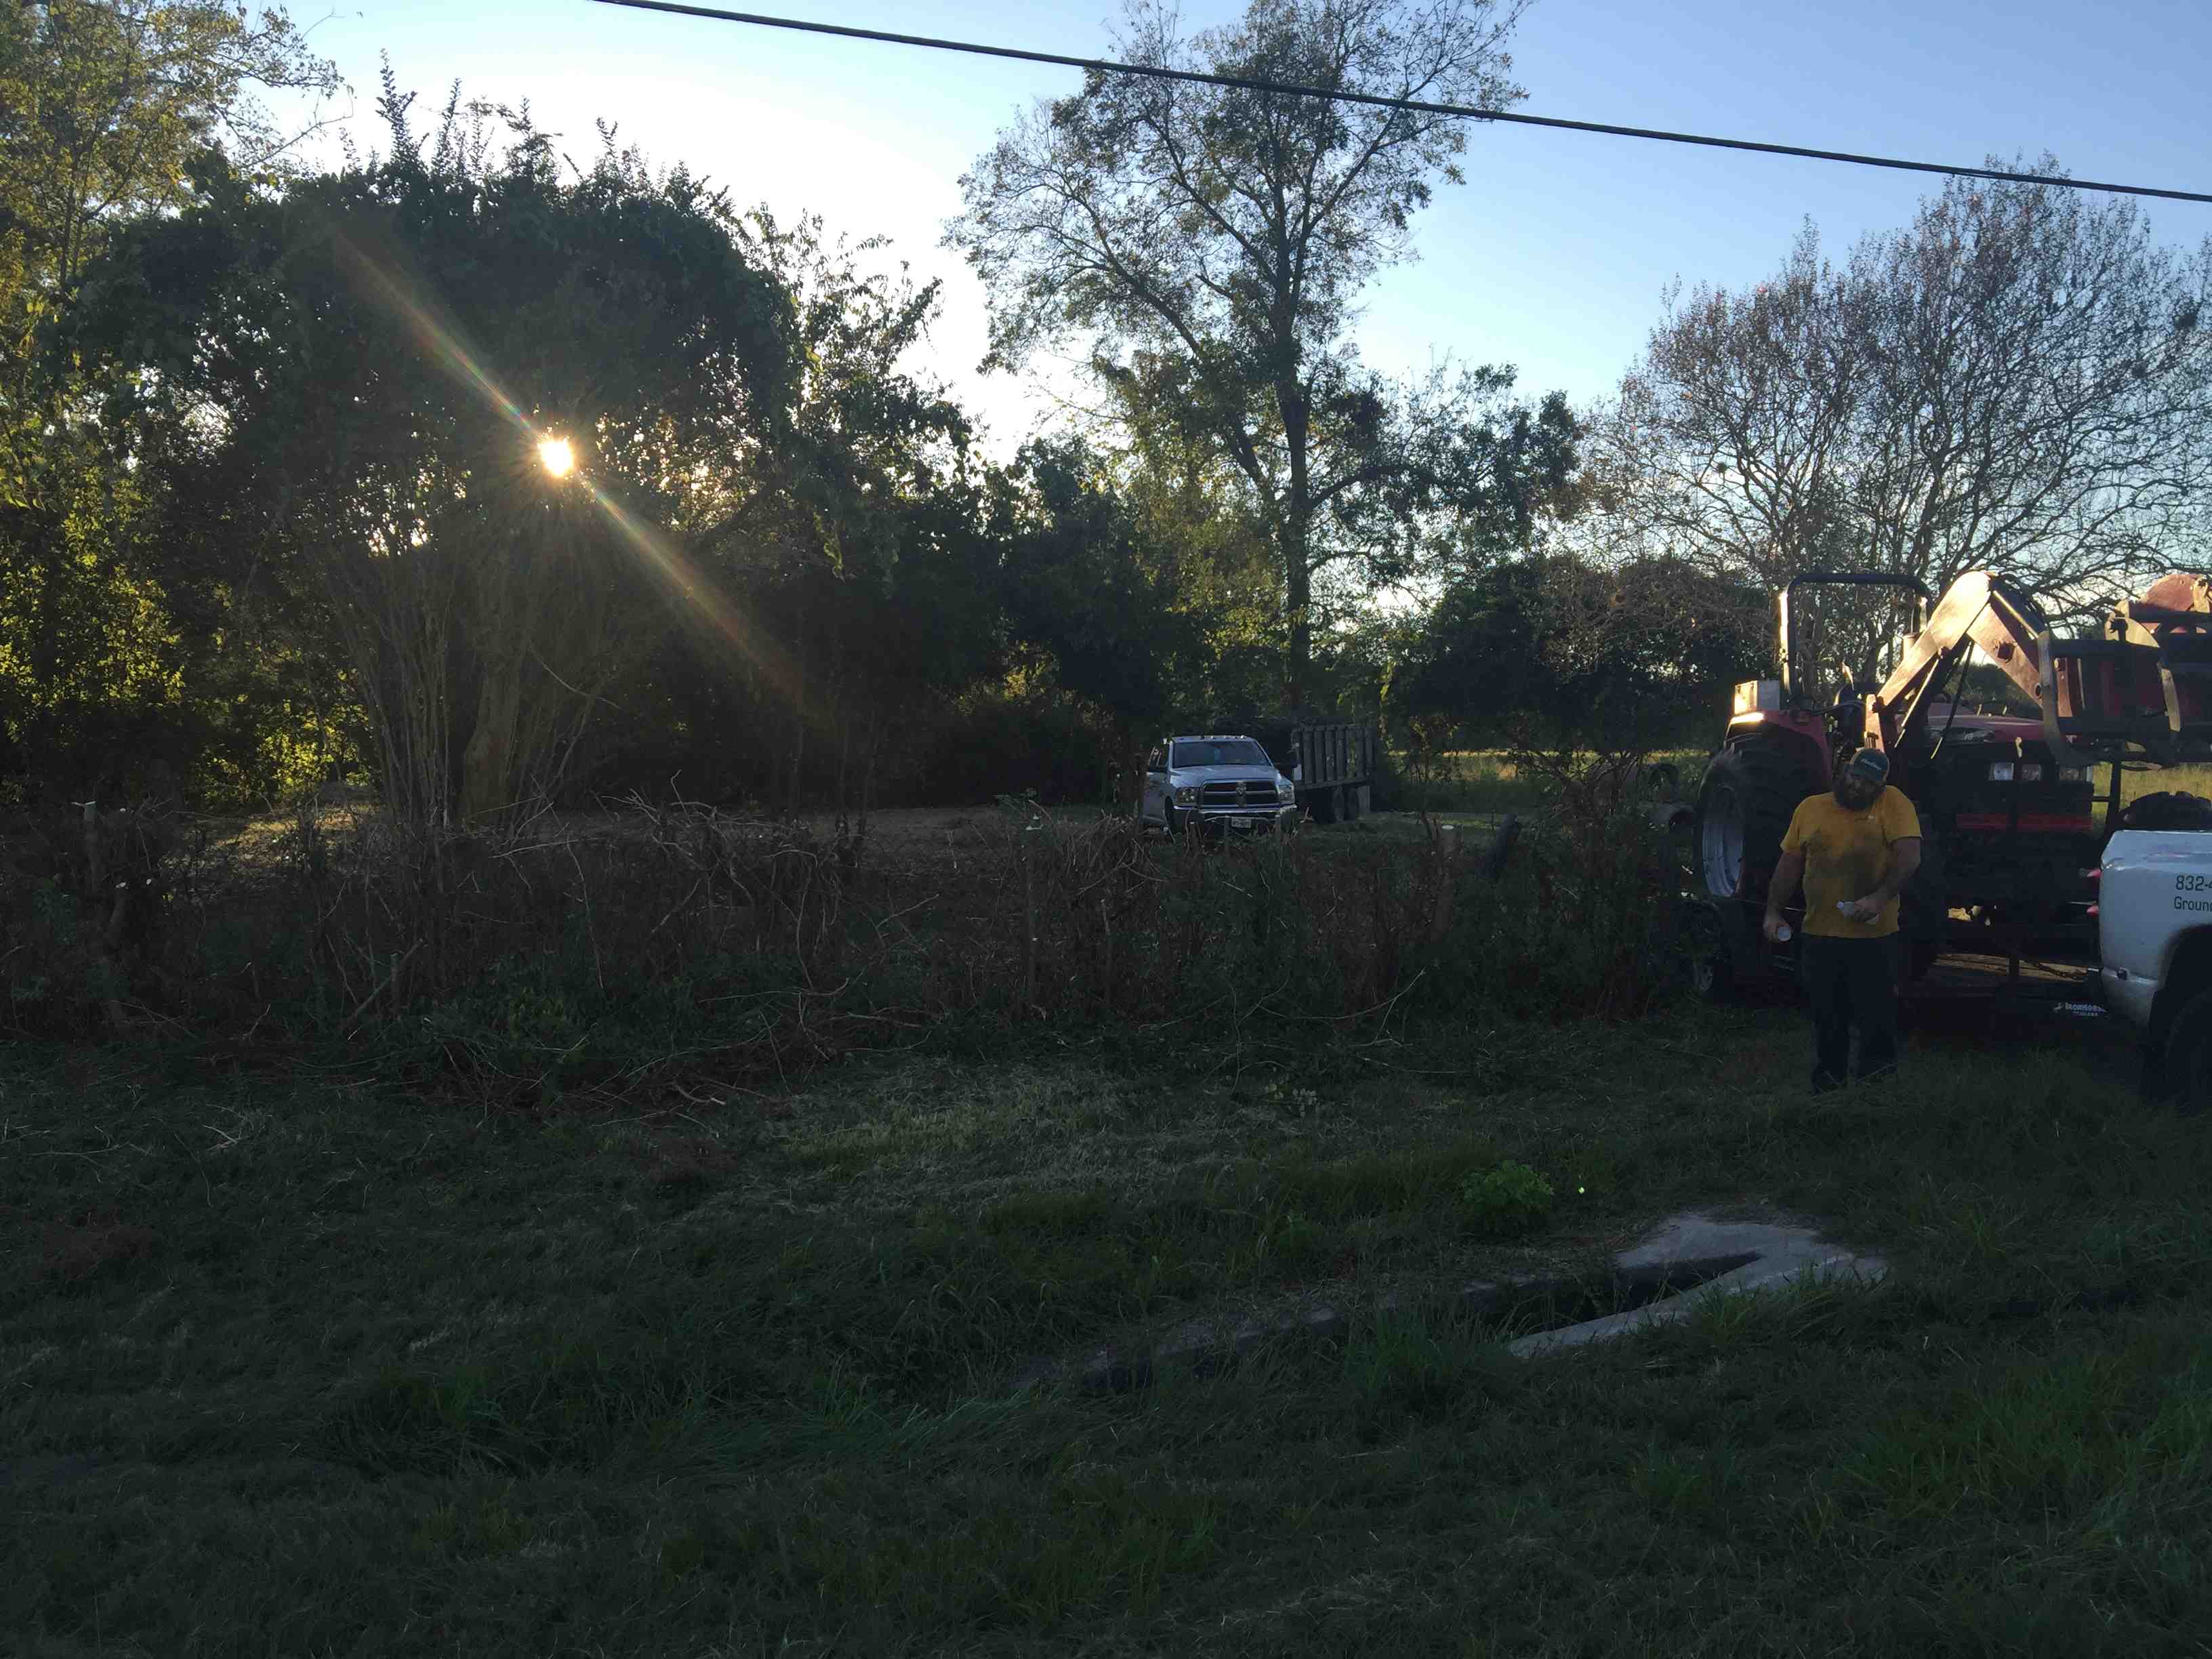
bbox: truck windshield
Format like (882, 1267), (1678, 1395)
(1172, 739), (1270, 769)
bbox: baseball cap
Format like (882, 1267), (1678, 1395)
(1845, 749), (1890, 785)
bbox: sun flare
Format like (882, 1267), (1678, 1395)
(537, 436), (575, 477)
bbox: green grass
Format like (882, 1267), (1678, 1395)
(2112, 762), (2212, 823)
(8, 992), (2212, 1656)
(1396, 749), (1709, 819)
(1398, 749), (2212, 829)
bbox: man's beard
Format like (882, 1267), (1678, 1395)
(1835, 779), (1881, 810)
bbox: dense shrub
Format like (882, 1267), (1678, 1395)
(1456, 1160), (1555, 1236)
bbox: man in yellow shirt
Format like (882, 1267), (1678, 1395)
(1762, 748), (1923, 1092)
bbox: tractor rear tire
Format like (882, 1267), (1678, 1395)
(2118, 792), (2212, 833)
(1681, 899), (1739, 1004)
(2159, 986), (2212, 1117)
(1695, 735), (1818, 905)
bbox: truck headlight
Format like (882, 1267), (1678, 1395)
(1174, 784), (1199, 806)
(1275, 779), (1295, 802)
(1989, 761), (2015, 781)
(2018, 763), (2043, 782)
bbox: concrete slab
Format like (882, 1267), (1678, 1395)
(1010, 1208), (1887, 1394)
(1510, 1210), (1886, 1357)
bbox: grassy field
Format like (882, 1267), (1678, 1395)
(9, 970), (2212, 1656)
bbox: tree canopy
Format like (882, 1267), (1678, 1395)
(947, 0), (1575, 703)
(1610, 168), (2212, 620)
(0, 1), (340, 796)
(82, 85), (811, 824)
(16, 18), (2212, 818)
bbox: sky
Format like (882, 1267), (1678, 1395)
(268, 0), (2212, 453)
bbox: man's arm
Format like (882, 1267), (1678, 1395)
(1844, 837), (1922, 923)
(1763, 849), (1806, 942)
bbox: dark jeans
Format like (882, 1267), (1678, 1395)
(1799, 935), (1901, 1092)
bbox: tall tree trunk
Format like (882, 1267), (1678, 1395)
(1283, 535), (1312, 710)
(458, 653), (523, 824)
(1279, 365), (1313, 710)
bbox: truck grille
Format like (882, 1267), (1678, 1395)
(1201, 782), (1262, 806)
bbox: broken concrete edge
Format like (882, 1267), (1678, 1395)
(1008, 1250), (1774, 1396)
(1004, 1204), (2167, 1397)
(1507, 1248), (1889, 1358)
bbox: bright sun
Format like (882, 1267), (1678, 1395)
(537, 436), (575, 478)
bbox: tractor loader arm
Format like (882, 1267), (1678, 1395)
(1863, 572), (2050, 754)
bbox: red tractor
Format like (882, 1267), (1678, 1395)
(1688, 568), (2212, 1000)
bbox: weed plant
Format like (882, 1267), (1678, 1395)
(0, 788), (1688, 1103)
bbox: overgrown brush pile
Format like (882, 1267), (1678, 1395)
(1, 794), (1685, 1101)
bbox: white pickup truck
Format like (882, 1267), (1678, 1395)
(2100, 828), (2212, 1111)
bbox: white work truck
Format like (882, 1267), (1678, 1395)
(2100, 828), (2212, 1112)
(1139, 735), (1300, 837)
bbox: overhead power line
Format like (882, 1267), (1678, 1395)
(590, 0), (2212, 207)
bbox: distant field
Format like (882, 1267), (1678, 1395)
(2115, 762), (2212, 808)
(1401, 750), (1708, 817)
(1414, 751), (2212, 828)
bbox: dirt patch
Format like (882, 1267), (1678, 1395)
(37, 1204), (156, 1284)
(638, 1134), (748, 1191)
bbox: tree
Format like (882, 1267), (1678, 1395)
(1, 0), (339, 386)
(947, 0), (1575, 704)
(85, 88), (798, 825)
(1395, 552), (1763, 754)
(1099, 376), (1291, 717)
(1614, 167), (2212, 625)
(994, 437), (1206, 741)
(0, 1), (339, 796)
(695, 208), (994, 815)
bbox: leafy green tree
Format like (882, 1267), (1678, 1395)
(1100, 385), (1286, 718)
(689, 209), (996, 814)
(84, 87), (798, 825)
(948, 0), (1575, 704)
(994, 438), (1206, 746)
(0, 1), (338, 796)
(1397, 553), (1762, 753)
(1, 0), (337, 381)
(91, 87), (1012, 821)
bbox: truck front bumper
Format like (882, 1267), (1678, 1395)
(1193, 806), (1300, 834)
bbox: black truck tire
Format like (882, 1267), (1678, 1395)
(1694, 735), (1817, 905)
(2160, 986), (2212, 1117)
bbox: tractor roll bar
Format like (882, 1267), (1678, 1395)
(1778, 573), (1936, 708)
(1784, 573), (1938, 600)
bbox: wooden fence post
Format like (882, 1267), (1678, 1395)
(1022, 825), (1038, 1013)
(1429, 822), (1464, 945)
